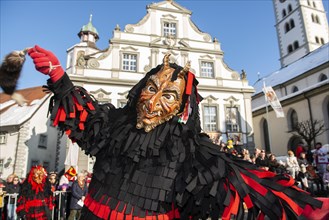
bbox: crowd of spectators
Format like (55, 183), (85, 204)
(0, 167), (92, 220)
(215, 139), (329, 196)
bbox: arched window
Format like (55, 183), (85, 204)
(311, 14), (315, 22)
(313, 1), (316, 8)
(290, 19), (295, 29)
(290, 110), (298, 130)
(292, 86), (299, 93)
(262, 119), (271, 151)
(293, 41), (299, 49)
(288, 45), (293, 53)
(285, 22), (290, 33)
(319, 73), (328, 82)
(307, 0), (311, 6)
(282, 9), (287, 18)
(320, 38), (325, 45)
(315, 36), (319, 44)
(315, 15), (320, 24)
(288, 4), (292, 12)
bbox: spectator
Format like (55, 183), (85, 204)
(49, 172), (58, 192)
(295, 143), (305, 159)
(306, 165), (325, 195)
(314, 142), (328, 177)
(58, 166), (77, 220)
(68, 173), (88, 220)
(253, 148), (261, 159)
(256, 150), (269, 170)
(286, 150), (300, 179)
(0, 182), (5, 219)
(6, 175), (20, 220)
(298, 152), (309, 167)
(268, 154), (285, 174)
(250, 155), (256, 164)
(3, 174), (15, 220)
(322, 164), (329, 191)
(241, 149), (251, 162)
(303, 145), (314, 165)
(297, 164), (309, 191)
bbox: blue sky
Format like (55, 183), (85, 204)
(1, 0), (328, 90)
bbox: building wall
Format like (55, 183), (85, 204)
(0, 95), (67, 179)
(252, 73), (329, 156)
(0, 128), (19, 179)
(26, 96), (67, 174)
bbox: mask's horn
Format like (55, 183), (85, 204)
(178, 60), (191, 78)
(163, 53), (171, 69)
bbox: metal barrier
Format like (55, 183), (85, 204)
(4, 191), (70, 220)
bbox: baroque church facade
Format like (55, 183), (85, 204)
(252, 0), (329, 156)
(64, 0), (255, 171)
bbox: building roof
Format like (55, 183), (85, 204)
(253, 43), (329, 95)
(0, 86), (50, 127)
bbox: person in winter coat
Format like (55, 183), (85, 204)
(26, 45), (329, 220)
(68, 173), (88, 220)
(16, 166), (54, 220)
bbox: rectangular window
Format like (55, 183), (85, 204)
(201, 61), (214, 78)
(204, 106), (217, 132)
(38, 134), (47, 149)
(122, 54), (137, 72)
(0, 134), (7, 144)
(163, 22), (176, 37)
(225, 107), (240, 132)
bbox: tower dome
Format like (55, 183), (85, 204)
(78, 14), (99, 43)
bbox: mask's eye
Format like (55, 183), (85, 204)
(148, 85), (156, 93)
(163, 93), (176, 102)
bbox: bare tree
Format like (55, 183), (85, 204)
(289, 119), (328, 147)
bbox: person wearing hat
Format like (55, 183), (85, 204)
(58, 166), (77, 220)
(26, 45), (329, 220)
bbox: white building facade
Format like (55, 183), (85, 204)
(252, 0), (329, 156)
(0, 87), (67, 179)
(64, 0), (255, 171)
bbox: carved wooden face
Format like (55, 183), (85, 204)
(136, 67), (186, 132)
(32, 167), (45, 184)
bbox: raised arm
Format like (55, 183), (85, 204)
(28, 45), (115, 156)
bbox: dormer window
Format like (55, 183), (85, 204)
(122, 53), (137, 72)
(292, 86), (299, 93)
(200, 61), (214, 78)
(163, 22), (176, 37)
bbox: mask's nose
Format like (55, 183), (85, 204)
(146, 93), (161, 113)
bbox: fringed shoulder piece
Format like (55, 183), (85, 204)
(47, 73), (115, 156)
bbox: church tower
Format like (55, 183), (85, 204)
(273, 0), (329, 67)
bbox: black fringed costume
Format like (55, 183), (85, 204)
(46, 63), (324, 220)
(16, 166), (54, 220)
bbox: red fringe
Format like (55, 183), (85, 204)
(84, 194), (180, 220)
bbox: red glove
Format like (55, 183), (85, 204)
(28, 45), (64, 82)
